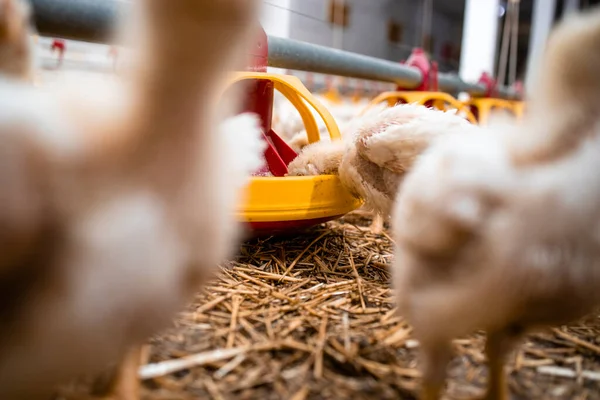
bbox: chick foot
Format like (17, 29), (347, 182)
(369, 213), (385, 235)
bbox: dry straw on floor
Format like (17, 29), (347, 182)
(64, 211), (600, 399)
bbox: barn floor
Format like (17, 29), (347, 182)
(116, 211), (600, 400)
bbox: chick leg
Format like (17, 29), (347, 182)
(91, 346), (143, 400)
(420, 340), (451, 400)
(369, 213), (385, 234)
(485, 330), (519, 400)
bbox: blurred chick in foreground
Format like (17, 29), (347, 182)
(392, 7), (600, 400)
(0, 0), (34, 81)
(0, 0), (264, 398)
(287, 103), (480, 233)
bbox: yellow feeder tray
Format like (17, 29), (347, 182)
(362, 91), (478, 124)
(466, 98), (521, 125)
(229, 72), (362, 234)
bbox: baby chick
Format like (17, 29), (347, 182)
(392, 7), (600, 400)
(288, 103), (480, 233)
(0, 0), (264, 398)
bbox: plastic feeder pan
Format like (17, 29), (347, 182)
(238, 175), (362, 235)
(229, 72), (363, 235)
(466, 98), (521, 126)
(362, 91), (478, 124)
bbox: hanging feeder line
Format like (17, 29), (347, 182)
(509, 0), (521, 86)
(29, 0), (520, 100)
(497, 0), (521, 87)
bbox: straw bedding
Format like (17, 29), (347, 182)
(121, 211), (600, 400)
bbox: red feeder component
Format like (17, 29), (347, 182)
(397, 48), (438, 92)
(51, 39), (66, 67)
(240, 27), (297, 177)
(478, 72), (498, 98)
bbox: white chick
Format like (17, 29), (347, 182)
(287, 124), (325, 153)
(288, 103), (480, 233)
(0, 0), (264, 398)
(286, 137), (347, 177)
(285, 103), (386, 177)
(0, 0), (34, 81)
(392, 7), (600, 400)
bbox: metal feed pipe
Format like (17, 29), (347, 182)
(30, 0), (120, 43)
(29, 0), (520, 100)
(268, 37), (518, 98)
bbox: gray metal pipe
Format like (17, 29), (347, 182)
(269, 38), (517, 99)
(267, 36), (422, 89)
(438, 73), (483, 95)
(28, 0), (519, 100)
(30, 0), (121, 42)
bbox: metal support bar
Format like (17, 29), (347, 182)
(29, 0), (519, 100)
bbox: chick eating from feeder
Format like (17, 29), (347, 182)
(272, 89), (365, 153)
(392, 7), (600, 400)
(287, 103), (480, 233)
(0, 0), (264, 398)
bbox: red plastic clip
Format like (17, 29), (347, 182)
(397, 48), (438, 92)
